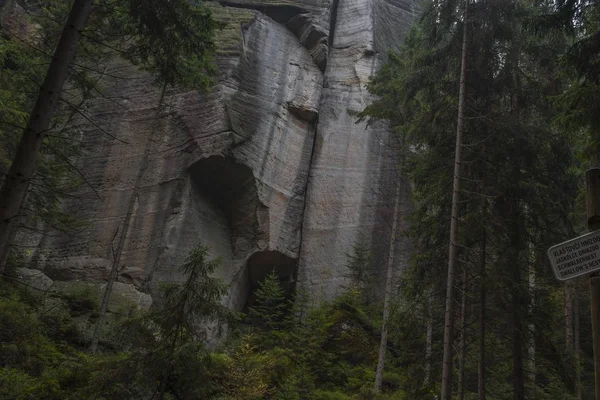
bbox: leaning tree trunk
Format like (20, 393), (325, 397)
(441, 1), (469, 398)
(0, 0), (94, 268)
(374, 183), (402, 393)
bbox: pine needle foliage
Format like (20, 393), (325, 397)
(345, 236), (375, 293)
(247, 271), (288, 323)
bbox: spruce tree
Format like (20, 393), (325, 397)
(246, 271), (290, 335)
(119, 243), (231, 400)
(362, 0), (581, 397)
(345, 236), (375, 294)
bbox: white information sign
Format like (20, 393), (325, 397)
(548, 230), (600, 281)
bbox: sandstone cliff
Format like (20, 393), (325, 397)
(25, 0), (415, 309)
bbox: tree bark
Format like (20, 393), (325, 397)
(458, 267), (468, 400)
(0, 0), (94, 268)
(512, 309), (525, 400)
(441, 0), (468, 398)
(511, 226), (525, 400)
(565, 281), (574, 349)
(478, 228), (486, 400)
(574, 281), (582, 400)
(374, 183), (402, 393)
(528, 255), (536, 399)
(424, 286), (434, 386)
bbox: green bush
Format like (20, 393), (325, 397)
(62, 287), (98, 317)
(40, 310), (86, 346)
(0, 368), (39, 400)
(312, 389), (354, 400)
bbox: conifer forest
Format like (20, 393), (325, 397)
(2, 0), (600, 399)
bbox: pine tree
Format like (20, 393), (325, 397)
(361, 0), (581, 397)
(121, 243), (231, 400)
(246, 271), (292, 338)
(345, 235), (375, 295)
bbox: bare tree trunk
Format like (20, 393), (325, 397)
(458, 267), (468, 400)
(512, 310), (525, 400)
(511, 231), (525, 400)
(478, 228), (486, 400)
(441, 1), (468, 398)
(424, 286), (434, 387)
(511, 240), (525, 400)
(565, 281), (574, 349)
(528, 251), (536, 399)
(374, 183), (402, 393)
(574, 279), (582, 400)
(0, 0), (94, 268)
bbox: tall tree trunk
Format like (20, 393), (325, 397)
(508, 13), (525, 400)
(527, 249), (536, 399)
(478, 228), (486, 400)
(511, 227), (525, 400)
(575, 281), (582, 400)
(565, 281), (575, 349)
(458, 267), (468, 400)
(374, 183), (402, 392)
(441, 0), (468, 398)
(0, 0), (94, 268)
(512, 308), (525, 400)
(424, 286), (434, 386)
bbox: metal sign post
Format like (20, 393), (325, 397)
(587, 168), (600, 400)
(548, 168), (600, 399)
(547, 230), (600, 281)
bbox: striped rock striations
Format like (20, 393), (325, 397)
(26, 0), (416, 308)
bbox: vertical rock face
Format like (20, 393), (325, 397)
(297, 0), (415, 301)
(28, 0), (415, 308)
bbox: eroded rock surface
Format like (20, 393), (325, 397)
(25, 0), (416, 308)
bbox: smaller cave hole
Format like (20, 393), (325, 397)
(243, 250), (297, 311)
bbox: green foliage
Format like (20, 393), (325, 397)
(361, 0), (587, 398)
(0, 0), (221, 263)
(0, 14), (84, 243)
(120, 0), (220, 90)
(345, 236), (375, 294)
(312, 389), (354, 400)
(61, 286), (99, 317)
(106, 243), (233, 399)
(246, 271), (292, 334)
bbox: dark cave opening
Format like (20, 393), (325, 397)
(188, 155), (257, 226)
(244, 250), (297, 309)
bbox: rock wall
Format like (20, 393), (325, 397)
(27, 0), (416, 307)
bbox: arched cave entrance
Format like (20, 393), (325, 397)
(244, 250), (297, 309)
(188, 155), (267, 256)
(186, 156), (296, 313)
(183, 156), (268, 289)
